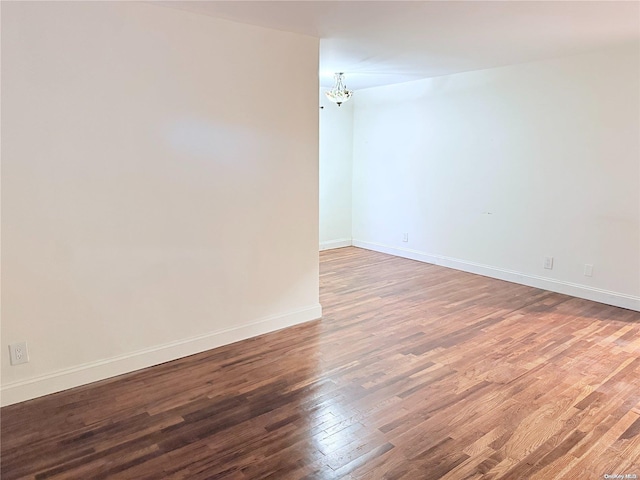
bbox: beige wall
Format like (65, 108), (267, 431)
(319, 89), (354, 250)
(1, 2), (320, 405)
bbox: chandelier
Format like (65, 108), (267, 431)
(325, 73), (353, 107)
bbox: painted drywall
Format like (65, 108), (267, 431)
(352, 45), (640, 310)
(319, 90), (354, 250)
(1, 2), (320, 405)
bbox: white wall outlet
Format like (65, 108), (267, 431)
(544, 256), (554, 270)
(584, 264), (593, 277)
(402, 233), (408, 242)
(9, 342), (29, 365)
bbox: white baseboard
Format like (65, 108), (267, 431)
(320, 238), (352, 251)
(353, 240), (640, 312)
(0, 304), (322, 407)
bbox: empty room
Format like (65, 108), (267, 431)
(1, 1), (639, 479)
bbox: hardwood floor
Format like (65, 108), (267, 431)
(2, 246), (640, 479)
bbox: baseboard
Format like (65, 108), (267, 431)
(0, 304), (322, 407)
(353, 240), (640, 312)
(320, 238), (352, 251)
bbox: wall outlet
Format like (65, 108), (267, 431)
(544, 256), (554, 270)
(9, 342), (29, 366)
(402, 233), (408, 242)
(584, 264), (593, 277)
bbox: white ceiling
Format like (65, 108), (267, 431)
(156, 1), (640, 90)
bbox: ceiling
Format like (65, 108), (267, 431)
(156, 1), (640, 90)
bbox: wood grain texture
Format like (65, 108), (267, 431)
(2, 247), (639, 479)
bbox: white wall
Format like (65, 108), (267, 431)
(319, 91), (354, 250)
(352, 45), (640, 311)
(1, 2), (320, 405)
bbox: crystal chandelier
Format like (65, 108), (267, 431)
(325, 73), (353, 107)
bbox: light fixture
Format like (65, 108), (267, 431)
(325, 73), (353, 107)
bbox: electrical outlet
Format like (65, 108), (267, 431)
(9, 342), (29, 366)
(584, 264), (593, 277)
(403, 233), (408, 242)
(544, 257), (554, 270)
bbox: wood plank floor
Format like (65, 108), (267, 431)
(2, 247), (640, 479)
